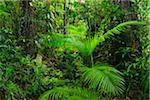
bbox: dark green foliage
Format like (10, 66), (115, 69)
(0, 28), (64, 99)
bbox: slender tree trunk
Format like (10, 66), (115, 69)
(20, 0), (35, 57)
(64, 0), (67, 35)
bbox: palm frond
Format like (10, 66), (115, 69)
(47, 33), (66, 47)
(71, 87), (99, 100)
(142, 69), (149, 93)
(104, 21), (147, 39)
(38, 33), (73, 48)
(80, 64), (125, 96)
(75, 35), (104, 57)
(39, 86), (70, 100)
(39, 86), (99, 100)
(66, 22), (87, 38)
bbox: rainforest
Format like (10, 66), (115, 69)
(0, 0), (149, 100)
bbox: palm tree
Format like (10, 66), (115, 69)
(39, 21), (147, 100)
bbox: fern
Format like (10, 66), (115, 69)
(80, 64), (125, 96)
(39, 86), (99, 100)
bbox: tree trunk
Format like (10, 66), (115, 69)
(64, 0), (67, 35)
(20, 0), (35, 57)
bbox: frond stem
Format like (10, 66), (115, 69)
(91, 53), (94, 67)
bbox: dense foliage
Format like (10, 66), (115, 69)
(0, 0), (149, 99)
